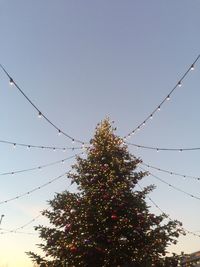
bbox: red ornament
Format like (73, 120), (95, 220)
(70, 246), (77, 253)
(111, 214), (118, 220)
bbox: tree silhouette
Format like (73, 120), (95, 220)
(27, 119), (183, 267)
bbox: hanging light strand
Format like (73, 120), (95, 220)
(14, 214), (42, 232)
(0, 172), (70, 205)
(140, 167), (200, 201)
(141, 162), (200, 181)
(127, 142), (200, 152)
(0, 182), (74, 234)
(0, 64), (84, 144)
(0, 229), (36, 235)
(0, 153), (81, 176)
(138, 183), (200, 239)
(124, 55), (200, 139)
(0, 139), (81, 151)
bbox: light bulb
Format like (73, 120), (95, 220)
(190, 64), (195, 70)
(38, 112), (42, 118)
(158, 106), (161, 111)
(167, 95), (170, 100)
(58, 130), (61, 136)
(150, 114), (153, 119)
(178, 81), (182, 87)
(13, 143), (16, 149)
(9, 78), (14, 86)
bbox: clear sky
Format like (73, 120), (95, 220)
(0, 0), (200, 266)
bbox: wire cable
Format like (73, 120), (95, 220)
(124, 55), (200, 139)
(0, 182), (74, 234)
(127, 142), (200, 152)
(0, 171), (70, 205)
(0, 138), (81, 151)
(0, 153), (81, 176)
(0, 64), (84, 144)
(140, 167), (200, 201)
(138, 183), (200, 238)
(141, 162), (200, 181)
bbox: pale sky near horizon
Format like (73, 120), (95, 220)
(0, 1), (200, 266)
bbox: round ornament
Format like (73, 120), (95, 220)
(111, 214), (118, 220)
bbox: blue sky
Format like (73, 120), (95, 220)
(0, 0), (200, 266)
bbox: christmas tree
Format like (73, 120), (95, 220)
(27, 119), (183, 267)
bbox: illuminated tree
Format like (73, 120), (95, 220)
(27, 119), (183, 267)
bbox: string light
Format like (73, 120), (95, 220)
(124, 54), (200, 139)
(0, 148), (83, 206)
(138, 183), (200, 239)
(0, 171), (70, 205)
(1, 58), (200, 246)
(178, 81), (182, 87)
(0, 182), (74, 235)
(0, 138), (81, 151)
(191, 64), (195, 71)
(38, 111), (42, 118)
(9, 78), (14, 86)
(0, 153), (80, 176)
(127, 142), (200, 152)
(140, 167), (200, 201)
(0, 64), (84, 144)
(0, 229), (36, 235)
(141, 162), (200, 181)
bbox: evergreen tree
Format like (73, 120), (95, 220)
(27, 119), (183, 267)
